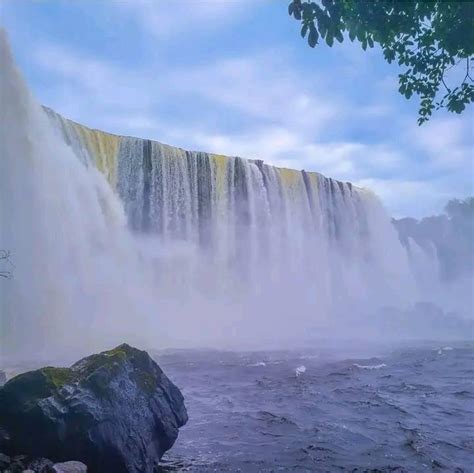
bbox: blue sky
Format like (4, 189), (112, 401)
(2, 0), (473, 217)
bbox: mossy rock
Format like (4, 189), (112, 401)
(0, 343), (188, 473)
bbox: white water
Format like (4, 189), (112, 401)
(0, 31), (160, 361)
(0, 31), (441, 362)
(353, 363), (386, 370)
(295, 365), (306, 376)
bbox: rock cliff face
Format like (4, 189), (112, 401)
(0, 344), (188, 473)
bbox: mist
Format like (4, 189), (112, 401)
(393, 200), (474, 317)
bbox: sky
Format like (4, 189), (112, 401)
(1, 0), (473, 218)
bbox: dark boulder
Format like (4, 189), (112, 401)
(0, 452), (10, 470)
(0, 454), (82, 472)
(27, 457), (55, 472)
(0, 344), (187, 473)
(0, 455), (56, 473)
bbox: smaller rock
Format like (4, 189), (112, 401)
(0, 452), (11, 469)
(9, 464), (23, 473)
(27, 457), (55, 473)
(53, 461), (87, 473)
(9, 455), (28, 472)
(0, 426), (11, 448)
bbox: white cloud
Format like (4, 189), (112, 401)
(32, 41), (346, 149)
(31, 41), (169, 135)
(116, 0), (256, 39)
(186, 126), (405, 182)
(410, 115), (474, 171)
(355, 177), (470, 218)
(34, 42), (157, 109)
(167, 52), (341, 136)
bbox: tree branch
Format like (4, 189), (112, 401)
(0, 250), (14, 279)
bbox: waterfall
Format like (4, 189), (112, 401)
(1, 30), (420, 360)
(0, 31), (159, 361)
(43, 110), (417, 331)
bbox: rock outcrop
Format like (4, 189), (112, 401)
(53, 461), (88, 473)
(0, 344), (188, 473)
(0, 454), (87, 473)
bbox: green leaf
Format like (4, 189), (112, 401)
(308, 27), (319, 47)
(290, 0), (473, 124)
(326, 31), (334, 47)
(319, 20), (327, 38)
(293, 5), (302, 20)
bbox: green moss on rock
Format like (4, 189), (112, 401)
(131, 371), (158, 395)
(41, 367), (76, 389)
(73, 344), (136, 377)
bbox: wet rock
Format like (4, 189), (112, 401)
(0, 452), (11, 469)
(27, 458), (55, 473)
(9, 455), (28, 472)
(53, 461), (87, 473)
(0, 344), (188, 473)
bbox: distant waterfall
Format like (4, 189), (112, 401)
(1, 29), (420, 361)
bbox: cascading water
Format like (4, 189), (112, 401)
(1, 30), (423, 361)
(0, 31), (160, 361)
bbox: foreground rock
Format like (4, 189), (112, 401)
(0, 454), (87, 473)
(53, 461), (88, 473)
(0, 344), (188, 473)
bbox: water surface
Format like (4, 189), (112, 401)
(156, 342), (474, 472)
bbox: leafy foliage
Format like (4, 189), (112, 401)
(288, 0), (474, 124)
(445, 196), (474, 221)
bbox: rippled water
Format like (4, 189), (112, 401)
(155, 342), (474, 472)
